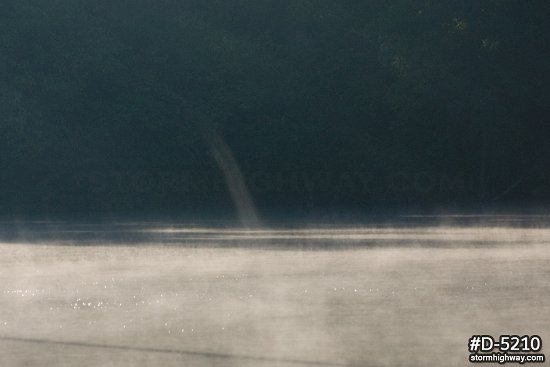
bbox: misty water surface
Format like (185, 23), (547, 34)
(0, 216), (549, 366)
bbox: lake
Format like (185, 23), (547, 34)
(0, 216), (549, 366)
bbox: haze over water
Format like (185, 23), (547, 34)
(0, 215), (549, 366)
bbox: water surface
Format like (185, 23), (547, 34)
(0, 218), (548, 366)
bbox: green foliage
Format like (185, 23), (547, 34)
(1, 0), (549, 213)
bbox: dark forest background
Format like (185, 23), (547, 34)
(1, 0), (549, 217)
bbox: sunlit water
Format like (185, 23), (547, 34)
(0, 217), (549, 366)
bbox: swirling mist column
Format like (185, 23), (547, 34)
(205, 131), (260, 228)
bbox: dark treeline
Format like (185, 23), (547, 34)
(1, 0), (549, 216)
